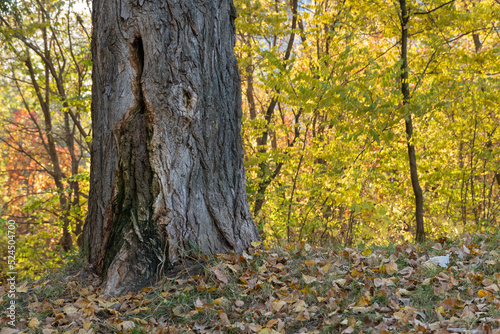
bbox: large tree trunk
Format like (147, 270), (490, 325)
(83, 0), (260, 295)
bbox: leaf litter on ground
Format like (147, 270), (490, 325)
(1, 232), (500, 333)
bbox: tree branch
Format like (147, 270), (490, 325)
(413, 0), (456, 15)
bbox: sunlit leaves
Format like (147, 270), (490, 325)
(236, 0), (500, 246)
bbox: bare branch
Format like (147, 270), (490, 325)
(413, 0), (456, 15)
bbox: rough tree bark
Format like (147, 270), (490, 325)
(83, 0), (260, 295)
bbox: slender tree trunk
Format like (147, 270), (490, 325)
(245, 51), (257, 121)
(83, 0), (260, 295)
(253, 0), (298, 218)
(400, 0), (425, 242)
(459, 140), (467, 224)
(64, 112), (83, 236)
(25, 42), (73, 251)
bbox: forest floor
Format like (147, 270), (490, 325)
(1, 232), (500, 334)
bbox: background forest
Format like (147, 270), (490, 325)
(0, 0), (499, 281)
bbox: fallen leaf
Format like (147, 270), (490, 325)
(304, 259), (316, 267)
(63, 305), (78, 315)
(258, 328), (277, 334)
(194, 297), (204, 310)
(1, 328), (20, 334)
(265, 318), (279, 328)
(302, 274), (317, 284)
(16, 282), (28, 293)
(219, 312), (230, 326)
(248, 323), (263, 332)
(83, 321), (92, 330)
(385, 262), (398, 275)
(214, 297), (230, 308)
(482, 278), (493, 286)
(478, 289), (491, 298)
(374, 277), (394, 287)
(172, 305), (184, 317)
(343, 326), (355, 334)
(293, 299), (308, 312)
(319, 262), (331, 275)
(272, 300), (287, 312)
(212, 268), (228, 284)
(333, 278), (346, 286)
(296, 309), (310, 321)
(397, 288), (411, 296)
(486, 283), (499, 293)
(352, 306), (370, 314)
(251, 241), (262, 248)
(116, 320), (135, 331)
(432, 243), (443, 250)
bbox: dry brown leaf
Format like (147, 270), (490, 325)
(293, 299), (307, 312)
(224, 263), (240, 273)
(214, 297), (230, 308)
(186, 310), (199, 317)
(248, 323), (263, 332)
(432, 243), (443, 250)
(28, 317), (40, 328)
(319, 262), (332, 275)
(62, 305), (78, 315)
(302, 274), (317, 284)
(296, 309), (310, 321)
(304, 259), (316, 267)
(257, 329), (278, 334)
(481, 278), (493, 286)
(374, 277), (394, 287)
(265, 318), (279, 328)
(16, 282), (28, 293)
(194, 297), (204, 310)
(397, 288), (411, 296)
(352, 306), (370, 314)
(333, 278), (346, 286)
(343, 326), (355, 334)
(219, 312), (230, 326)
(494, 273), (500, 283)
(130, 306), (148, 314)
(385, 262), (398, 275)
(212, 268), (229, 285)
(116, 320), (135, 331)
(83, 321), (92, 330)
(1, 329), (20, 334)
(272, 300), (286, 312)
(74, 298), (91, 309)
(485, 283), (499, 293)
(172, 305), (184, 317)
